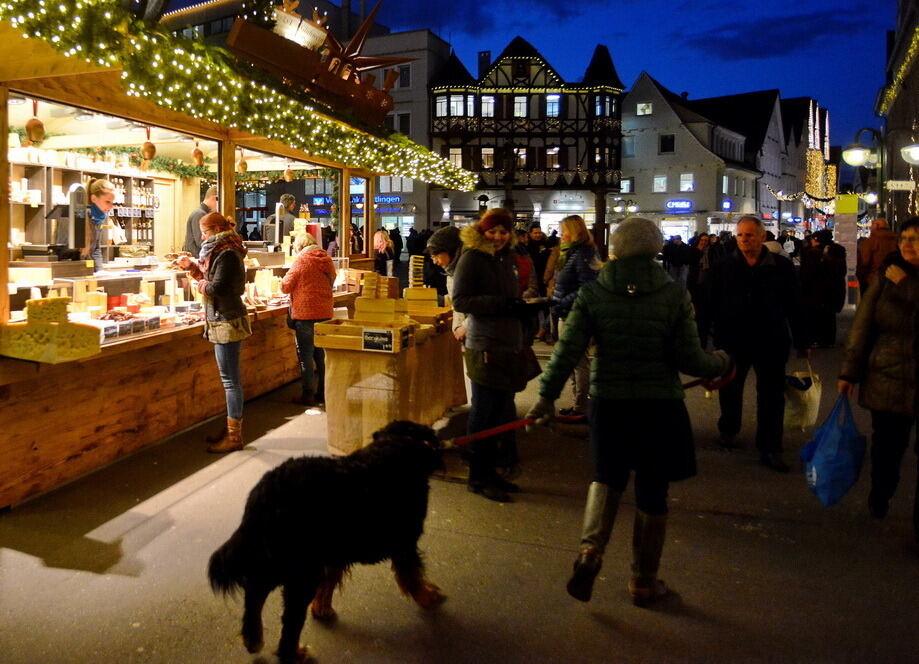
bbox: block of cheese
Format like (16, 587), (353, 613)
(86, 291), (108, 309)
(355, 297), (396, 315)
(0, 320), (101, 364)
(26, 297), (70, 323)
(403, 286), (438, 302)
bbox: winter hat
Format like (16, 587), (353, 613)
(425, 226), (462, 257)
(478, 208), (514, 232)
(611, 217), (662, 259)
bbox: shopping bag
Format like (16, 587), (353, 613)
(784, 361), (821, 430)
(799, 395), (867, 507)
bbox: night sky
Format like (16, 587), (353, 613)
(170, 0), (899, 149)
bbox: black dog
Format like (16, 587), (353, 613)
(208, 420), (446, 663)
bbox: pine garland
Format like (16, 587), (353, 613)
(72, 146), (212, 178)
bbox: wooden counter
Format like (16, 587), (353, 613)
(0, 306), (300, 508)
(323, 327), (467, 456)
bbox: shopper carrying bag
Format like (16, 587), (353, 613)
(800, 395), (867, 507)
(784, 360), (821, 430)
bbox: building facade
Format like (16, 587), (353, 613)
(428, 36), (624, 237)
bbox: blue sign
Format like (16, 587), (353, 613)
(792, 216), (802, 223)
(350, 194), (403, 204)
(721, 199), (732, 211)
(311, 196), (332, 206)
(665, 199), (694, 211)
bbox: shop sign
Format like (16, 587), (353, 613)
(350, 194), (404, 204)
(762, 213), (774, 220)
(310, 207), (331, 217)
(665, 199), (693, 211)
(312, 196), (333, 206)
(362, 328), (394, 352)
(791, 216), (802, 223)
(721, 200), (732, 211)
(886, 180), (917, 191)
(376, 206), (404, 213)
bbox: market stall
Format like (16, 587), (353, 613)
(0, 0), (474, 507)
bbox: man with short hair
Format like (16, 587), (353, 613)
(708, 216), (809, 472)
(662, 235), (693, 289)
(528, 223), (551, 296)
(856, 217), (899, 294)
(182, 185), (218, 255)
(264, 193), (298, 243)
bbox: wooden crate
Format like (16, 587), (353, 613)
(405, 304), (453, 334)
(315, 319), (414, 353)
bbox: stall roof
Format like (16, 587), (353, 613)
(0, 0), (476, 191)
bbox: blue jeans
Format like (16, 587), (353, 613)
(292, 318), (328, 398)
(214, 340), (244, 419)
(467, 381), (517, 483)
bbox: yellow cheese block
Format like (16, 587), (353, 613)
(355, 297), (396, 314)
(25, 297), (71, 323)
(0, 320), (101, 364)
(86, 291), (108, 309)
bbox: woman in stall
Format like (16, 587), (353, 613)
(178, 212), (251, 453)
(373, 228), (395, 276)
(81, 178), (116, 272)
(281, 231), (336, 407)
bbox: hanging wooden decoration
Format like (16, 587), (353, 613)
(24, 100), (45, 146)
(140, 127), (156, 169)
(237, 149), (248, 174)
(192, 140), (205, 167)
(283, 165), (295, 182)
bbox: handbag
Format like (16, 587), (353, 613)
(784, 360), (821, 430)
(799, 395), (867, 507)
(204, 315), (252, 343)
(463, 348), (529, 393)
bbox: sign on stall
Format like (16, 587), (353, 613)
(886, 180), (917, 191)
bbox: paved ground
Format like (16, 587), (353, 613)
(1, 309), (917, 663)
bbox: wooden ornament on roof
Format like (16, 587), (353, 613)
(226, 0), (414, 127)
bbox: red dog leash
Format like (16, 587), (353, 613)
(444, 371), (736, 449)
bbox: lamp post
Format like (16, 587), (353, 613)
(842, 126), (919, 222)
(612, 198), (639, 217)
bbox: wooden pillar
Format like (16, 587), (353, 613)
(340, 167), (352, 257)
(0, 85), (9, 324)
(220, 138), (236, 221)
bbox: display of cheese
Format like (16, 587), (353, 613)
(0, 320), (101, 364)
(25, 297), (70, 322)
(403, 286), (438, 302)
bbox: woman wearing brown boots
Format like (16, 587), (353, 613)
(178, 212), (251, 453)
(528, 218), (732, 605)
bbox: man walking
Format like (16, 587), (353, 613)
(708, 216), (809, 472)
(662, 235), (692, 289)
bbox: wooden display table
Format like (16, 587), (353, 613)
(320, 324), (466, 456)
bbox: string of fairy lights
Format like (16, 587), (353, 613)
(0, 0), (477, 191)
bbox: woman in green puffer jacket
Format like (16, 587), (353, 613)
(527, 217), (732, 606)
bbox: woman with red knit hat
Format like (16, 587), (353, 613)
(452, 208), (531, 503)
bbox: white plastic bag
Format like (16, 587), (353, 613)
(784, 361), (821, 431)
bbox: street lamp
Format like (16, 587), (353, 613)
(612, 199), (638, 215)
(842, 126), (918, 218)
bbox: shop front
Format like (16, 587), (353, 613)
(0, 0), (474, 507)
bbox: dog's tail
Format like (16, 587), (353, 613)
(208, 528), (245, 597)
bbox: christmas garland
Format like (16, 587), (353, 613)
(72, 146), (212, 179)
(0, 0), (476, 191)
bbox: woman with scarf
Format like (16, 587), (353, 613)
(178, 212), (251, 453)
(82, 179), (115, 271)
(551, 215), (602, 416)
(839, 216), (919, 541)
(373, 229), (395, 276)
(281, 231), (336, 407)
(452, 208), (530, 503)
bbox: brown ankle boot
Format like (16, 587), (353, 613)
(207, 417), (244, 453)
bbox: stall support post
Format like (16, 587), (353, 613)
(340, 167), (352, 257)
(364, 176), (375, 241)
(0, 84), (9, 324)
(220, 138), (237, 221)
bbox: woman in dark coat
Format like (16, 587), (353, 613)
(528, 217), (731, 605)
(178, 212), (251, 452)
(800, 229), (847, 347)
(839, 217), (919, 541)
(452, 208), (528, 503)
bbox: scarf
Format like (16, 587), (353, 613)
(198, 229), (247, 274)
(556, 241), (580, 274)
(89, 203), (108, 225)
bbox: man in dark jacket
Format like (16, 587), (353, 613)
(182, 185), (218, 255)
(708, 216), (810, 472)
(528, 223), (552, 296)
(661, 235), (693, 288)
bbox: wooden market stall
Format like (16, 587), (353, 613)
(0, 1), (475, 508)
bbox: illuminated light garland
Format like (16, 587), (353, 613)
(877, 25), (919, 116)
(0, 0), (477, 191)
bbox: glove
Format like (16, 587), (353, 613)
(701, 350), (736, 391)
(525, 397), (556, 431)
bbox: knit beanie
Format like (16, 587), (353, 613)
(425, 226), (462, 257)
(478, 208), (514, 232)
(611, 217), (662, 259)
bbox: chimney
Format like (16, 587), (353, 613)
(680, 91), (689, 100)
(478, 50), (491, 79)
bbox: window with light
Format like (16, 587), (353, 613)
(514, 96), (528, 118)
(449, 148), (462, 168)
(449, 95), (464, 116)
(679, 173), (694, 192)
(516, 148), (527, 169)
(435, 96), (447, 117)
(653, 175), (667, 193)
(481, 147), (494, 169)
(636, 102), (653, 116)
(722, 174), (729, 194)
(546, 146), (560, 169)
(620, 177), (633, 193)
(466, 95), (475, 117)
(481, 95), (495, 118)
(546, 94), (560, 118)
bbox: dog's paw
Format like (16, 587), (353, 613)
(414, 582), (447, 610)
(240, 631), (264, 654)
(309, 600), (338, 623)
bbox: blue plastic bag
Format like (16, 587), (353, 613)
(799, 395), (867, 507)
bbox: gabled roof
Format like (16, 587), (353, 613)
(780, 97), (812, 146)
(686, 90), (781, 155)
(486, 35), (564, 82)
(431, 50), (475, 88)
(643, 73), (711, 124)
(581, 45), (624, 89)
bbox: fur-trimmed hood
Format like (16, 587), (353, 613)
(460, 223), (517, 255)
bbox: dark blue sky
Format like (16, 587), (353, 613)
(169, 0), (898, 148)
